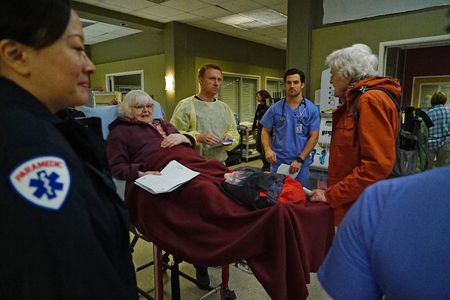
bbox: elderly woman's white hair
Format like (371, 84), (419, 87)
(325, 44), (378, 82)
(119, 90), (156, 117)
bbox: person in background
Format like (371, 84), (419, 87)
(260, 68), (320, 188)
(318, 165), (450, 299)
(252, 89), (271, 171)
(426, 91), (450, 167)
(0, 0), (137, 299)
(170, 64), (239, 164)
(310, 44), (400, 226)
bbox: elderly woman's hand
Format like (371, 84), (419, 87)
(161, 133), (190, 148)
(138, 170), (161, 177)
(310, 189), (328, 203)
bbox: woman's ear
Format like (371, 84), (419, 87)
(0, 39), (31, 76)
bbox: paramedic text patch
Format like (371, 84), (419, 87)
(9, 156), (71, 210)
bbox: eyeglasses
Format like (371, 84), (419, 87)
(131, 104), (153, 111)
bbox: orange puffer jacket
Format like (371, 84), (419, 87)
(325, 77), (400, 225)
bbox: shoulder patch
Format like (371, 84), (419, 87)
(9, 156), (71, 211)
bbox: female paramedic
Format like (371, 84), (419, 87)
(0, 0), (137, 299)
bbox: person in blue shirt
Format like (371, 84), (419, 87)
(260, 68), (320, 187)
(426, 91), (449, 167)
(318, 165), (450, 300)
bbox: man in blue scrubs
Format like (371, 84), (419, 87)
(260, 68), (320, 187)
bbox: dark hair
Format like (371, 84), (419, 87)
(283, 68), (305, 83)
(0, 0), (71, 49)
(431, 91), (448, 106)
(256, 89), (271, 105)
(198, 64), (222, 77)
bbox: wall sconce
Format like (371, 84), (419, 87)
(165, 75), (174, 91)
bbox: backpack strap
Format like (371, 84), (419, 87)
(353, 86), (400, 123)
(352, 86), (401, 146)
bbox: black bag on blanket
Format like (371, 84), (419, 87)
(219, 167), (288, 210)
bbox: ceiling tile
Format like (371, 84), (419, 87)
(191, 5), (230, 18)
(162, 0), (209, 12)
(271, 2), (287, 14)
(199, 0), (228, 4)
(76, 0), (288, 49)
(216, 0), (262, 13)
(110, 0), (156, 10)
(88, 2), (133, 13)
(164, 12), (204, 22)
(253, 0), (284, 6)
(136, 4), (185, 18)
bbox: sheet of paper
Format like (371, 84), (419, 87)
(276, 163), (300, 179)
(303, 187), (312, 196)
(134, 160), (199, 194)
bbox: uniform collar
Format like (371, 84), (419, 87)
(0, 76), (59, 123)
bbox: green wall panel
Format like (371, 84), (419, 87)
(310, 6), (450, 95)
(90, 54), (167, 110)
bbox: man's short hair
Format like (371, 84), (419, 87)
(283, 68), (305, 83)
(431, 91), (448, 106)
(198, 64), (222, 77)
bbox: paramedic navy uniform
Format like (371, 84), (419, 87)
(0, 77), (137, 299)
(260, 98), (320, 187)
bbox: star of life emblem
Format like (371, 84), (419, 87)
(9, 156), (71, 211)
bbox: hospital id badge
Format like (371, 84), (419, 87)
(296, 123), (303, 134)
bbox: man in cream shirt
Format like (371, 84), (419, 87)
(171, 63), (239, 163)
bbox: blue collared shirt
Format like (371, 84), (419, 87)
(427, 104), (450, 151)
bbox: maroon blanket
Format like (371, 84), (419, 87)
(126, 147), (334, 300)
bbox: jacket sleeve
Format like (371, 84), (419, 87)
(170, 99), (200, 141)
(326, 91), (398, 208)
(106, 127), (143, 181)
(223, 104), (240, 151)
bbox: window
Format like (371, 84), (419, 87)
(266, 77), (284, 102)
(105, 70), (144, 96)
(219, 73), (259, 123)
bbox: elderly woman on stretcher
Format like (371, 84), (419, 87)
(105, 89), (333, 300)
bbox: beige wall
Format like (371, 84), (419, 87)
(90, 54), (167, 108)
(195, 57), (284, 92)
(310, 6), (450, 96)
(88, 53), (284, 120)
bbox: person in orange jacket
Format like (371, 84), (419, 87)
(310, 44), (400, 226)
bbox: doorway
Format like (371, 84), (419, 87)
(378, 34), (450, 107)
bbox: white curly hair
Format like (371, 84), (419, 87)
(118, 90), (156, 117)
(325, 43), (378, 81)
